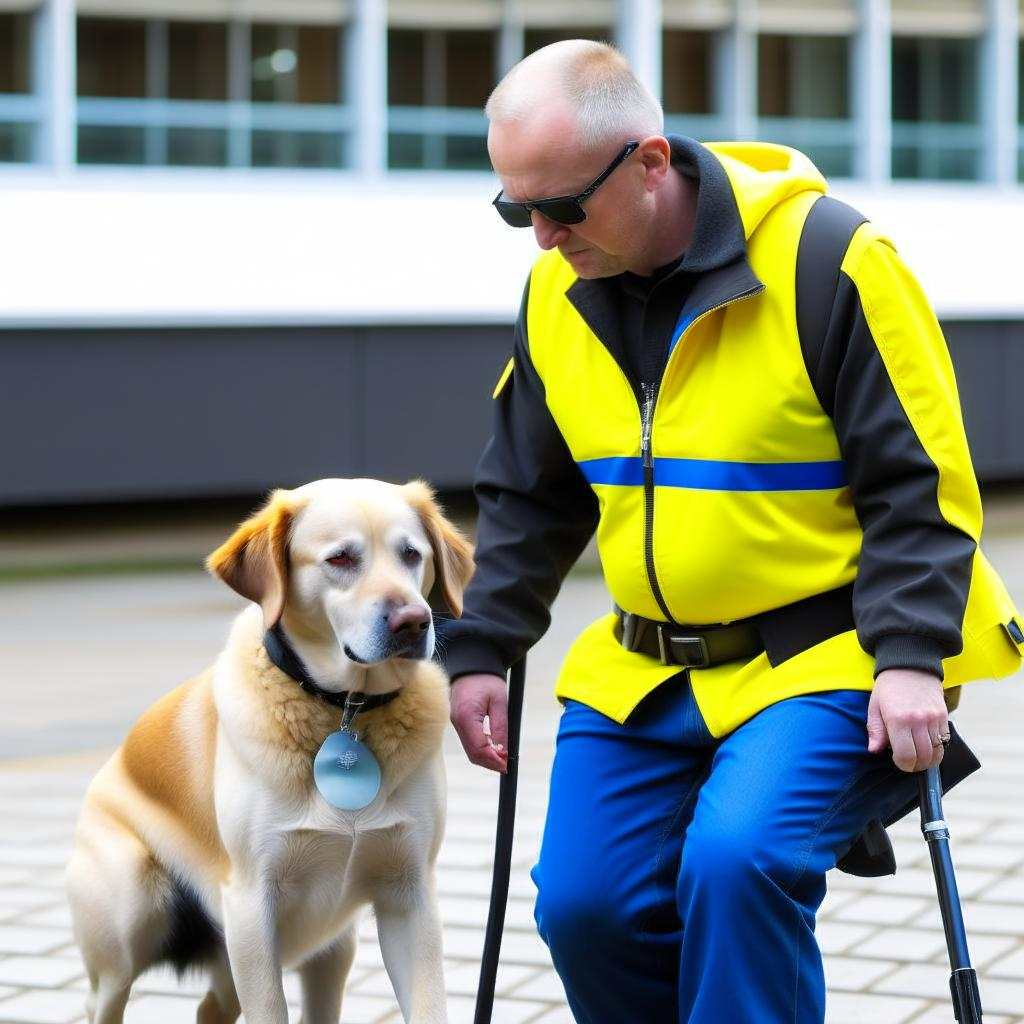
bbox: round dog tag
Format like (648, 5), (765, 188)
(313, 731), (381, 810)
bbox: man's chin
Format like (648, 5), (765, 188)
(563, 250), (619, 280)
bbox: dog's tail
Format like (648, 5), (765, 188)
(160, 875), (225, 977)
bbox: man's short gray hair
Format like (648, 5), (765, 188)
(485, 40), (664, 149)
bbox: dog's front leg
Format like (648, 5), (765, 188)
(374, 882), (447, 1024)
(221, 880), (289, 1024)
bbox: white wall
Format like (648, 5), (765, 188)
(1, 169), (1021, 327)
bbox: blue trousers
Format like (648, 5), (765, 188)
(532, 678), (918, 1023)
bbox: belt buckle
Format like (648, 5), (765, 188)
(657, 627), (711, 668)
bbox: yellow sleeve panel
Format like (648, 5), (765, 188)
(841, 226), (983, 544)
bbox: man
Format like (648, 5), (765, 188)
(443, 40), (1023, 1023)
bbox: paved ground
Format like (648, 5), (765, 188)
(0, 505), (1022, 1023)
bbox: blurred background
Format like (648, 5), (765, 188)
(1, 0), (1024, 543)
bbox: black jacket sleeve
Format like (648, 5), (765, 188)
(441, 280), (601, 680)
(813, 233), (979, 680)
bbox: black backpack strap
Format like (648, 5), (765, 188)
(796, 195), (867, 416)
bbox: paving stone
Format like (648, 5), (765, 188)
(439, 894), (535, 931)
(907, 1009), (1015, 1024)
(977, 873), (1024, 904)
(941, 933), (1020, 969)
(529, 1008), (575, 1024)
(816, 920), (880, 955)
(485, 929), (553, 968)
(818, 888), (861, 917)
(873, 962), (1024, 1014)
(824, 955), (900, 991)
(0, 894), (62, 915)
(823, 990), (929, 1023)
(975, 977), (1024, 1016)
(0, 957), (84, 988)
(11, 909), (71, 932)
(987, 944), (1024, 978)
(832, 894), (932, 926)
(440, 961), (539, 998)
(121, 994), (201, 1023)
(849, 927), (949, 963)
(987, 822), (1024, 844)
(0, 929), (69, 957)
(913, 901), (1023, 936)
(953, 841), (1024, 871)
(503, 968), (568, 1002)
(886, 866), (999, 900)
(446, 994), (550, 1024)
(0, 988), (85, 1023)
(0, 850), (69, 871)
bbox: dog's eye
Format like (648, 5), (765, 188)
(401, 545), (422, 567)
(327, 551), (357, 568)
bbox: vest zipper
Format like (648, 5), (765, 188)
(637, 285), (765, 625)
(640, 381), (674, 623)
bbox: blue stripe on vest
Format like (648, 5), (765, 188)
(578, 457), (848, 491)
(668, 309), (696, 356)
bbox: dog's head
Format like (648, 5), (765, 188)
(207, 478), (474, 666)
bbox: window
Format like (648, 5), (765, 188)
(169, 22), (227, 101)
(0, 12), (33, 162)
(77, 18), (147, 98)
(892, 36), (980, 179)
(759, 35), (849, 119)
(663, 30), (714, 116)
(251, 24), (341, 105)
(0, 12), (32, 94)
(1018, 39), (1024, 180)
(757, 34), (852, 176)
(387, 28), (494, 170)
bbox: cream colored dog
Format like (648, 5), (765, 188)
(65, 478), (474, 1024)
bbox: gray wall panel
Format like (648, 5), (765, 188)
(1, 327), (361, 503)
(362, 326), (508, 489)
(946, 322), (1023, 481)
(0, 318), (1018, 506)
(0, 323), (510, 505)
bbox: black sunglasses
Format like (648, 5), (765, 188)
(492, 140), (641, 228)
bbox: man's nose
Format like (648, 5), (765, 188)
(531, 210), (571, 250)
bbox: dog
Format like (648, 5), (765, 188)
(65, 478), (474, 1024)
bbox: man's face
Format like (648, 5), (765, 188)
(488, 114), (647, 280)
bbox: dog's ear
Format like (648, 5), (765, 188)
(403, 480), (475, 618)
(206, 490), (307, 629)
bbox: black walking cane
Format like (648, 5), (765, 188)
(474, 657), (526, 1024)
(919, 762), (983, 1022)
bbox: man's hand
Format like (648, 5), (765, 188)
(450, 673), (510, 773)
(867, 668), (948, 772)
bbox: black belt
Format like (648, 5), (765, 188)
(615, 584), (856, 669)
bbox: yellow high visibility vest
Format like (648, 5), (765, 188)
(523, 142), (1023, 734)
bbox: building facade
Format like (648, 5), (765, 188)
(1, 0), (1023, 503)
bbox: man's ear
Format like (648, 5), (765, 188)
(403, 480), (475, 618)
(206, 490), (308, 629)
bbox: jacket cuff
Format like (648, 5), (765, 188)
(873, 634), (946, 681)
(441, 636), (509, 683)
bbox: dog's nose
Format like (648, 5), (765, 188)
(387, 604), (431, 639)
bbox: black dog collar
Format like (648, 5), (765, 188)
(263, 624), (401, 713)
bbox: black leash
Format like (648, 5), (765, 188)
(474, 657), (526, 1024)
(918, 763), (984, 1022)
